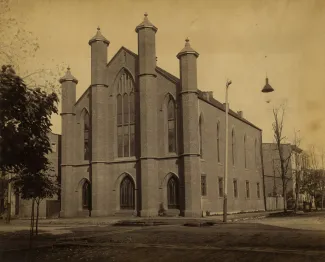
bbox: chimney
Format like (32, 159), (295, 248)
(237, 111), (243, 118)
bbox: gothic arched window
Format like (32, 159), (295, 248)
(84, 111), (90, 161)
(167, 96), (176, 153)
(199, 115), (203, 158)
(217, 122), (220, 162)
(82, 180), (91, 209)
(120, 176), (135, 210)
(116, 71), (135, 158)
(232, 129), (236, 165)
(167, 175), (179, 209)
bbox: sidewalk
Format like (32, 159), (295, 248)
(1, 210), (278, 227)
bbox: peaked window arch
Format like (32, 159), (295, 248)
(116, 70), (135, 158)
(120, 175), (135, 210)
(199, 115), (203, 158)
(167, 95), (176, 153)
(82, 180), (91, 210)
(244, 134), (247, 168)
(217, 121), (220, 162)
(83, 110), (90, 161)
(231, 128), (236, 165)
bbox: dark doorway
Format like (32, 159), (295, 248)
(167, 175), (179, 209)
(120, 176), (135, 210)
(82, 180), (91, 210)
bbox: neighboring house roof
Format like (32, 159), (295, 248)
(74, 46), (262, 131)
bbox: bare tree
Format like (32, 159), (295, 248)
(272, 104), (293, 212)
(0, 0), (66, 94)
(292, 130), (302, 213)
(320, 150), (325, 210)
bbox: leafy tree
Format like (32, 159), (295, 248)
(0, 65), (58, 173)
(300, 169), (321, 211)
(0, 65), (58, 227)
(11, 167), (58, 246)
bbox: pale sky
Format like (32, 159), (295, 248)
(5, 0), (325, 156)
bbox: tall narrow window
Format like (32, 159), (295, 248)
(246, 180), (250, 198)
(218, 177), (223, 197)
(244, 135), (247, 168)
(167, 97), (176, 153)
(84, 111), (90, 161)
(255, 139), (258, 167)
(233, 179), (238, 198)
(199, 116), (203, 158)
(257, 182), (260, 198)
(129, 92), (135, 157)
(232, 129), (236, 165)
(82, 180), (91, 209)
(217, 122), (220, 162)
(123, 93), (129, 157)
(117, 94), (123, 157)
(116, 71), (135, 158)
(201, 175), (207, 196)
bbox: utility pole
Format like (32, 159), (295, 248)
(223, 79), (232, 223)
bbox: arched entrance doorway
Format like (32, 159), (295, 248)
(167, 175), (179, 209)
(82, 180), (91, 210)
(120, 176), (135, 210)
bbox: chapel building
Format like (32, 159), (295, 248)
(59, 14), (265, 218)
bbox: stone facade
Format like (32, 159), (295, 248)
(59, 14), (265, 218)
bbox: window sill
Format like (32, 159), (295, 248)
(167, 153), (178, 157)
(201, 196), (208, 199)
(115, 156), (137, 161)
(200, 158), (206, 162)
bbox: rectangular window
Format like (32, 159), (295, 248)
(168, 120), (175, 153)
(123, 125), (129, 157)
(201, 175), (207, 196)
(246, 181), (250, 198)
(233, 179), (238, 198)
(51, 143), (57, 153)
(118, 126), (123, 157)
(257, 182), (260, 198)
(218, 177), (223, 197)
(84, 141), (89, 160)
(130, 124), (135, 156)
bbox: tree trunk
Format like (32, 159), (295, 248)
(322, 193), (324, 210)
(294, 184), (299, 213)
(282, 181), (287, 212)
(29, 198), (35, 249)
(36, 199), (40, 236)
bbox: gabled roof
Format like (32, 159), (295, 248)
(74, 46), (261, 131)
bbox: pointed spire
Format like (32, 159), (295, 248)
(135, 12), (158, 33)
(59, 67), (78, 84)
(88, 26), (110, 46)
(177, 38), (199, 59)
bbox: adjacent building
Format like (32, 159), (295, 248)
(0, 132), (61, 219)
(262, 143), (311, 209)
(59, 13), (265, 218)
